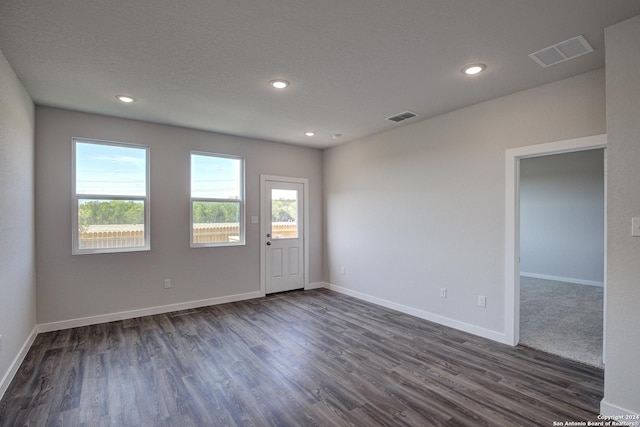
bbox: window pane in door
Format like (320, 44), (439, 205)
(271, 189), (298, 239)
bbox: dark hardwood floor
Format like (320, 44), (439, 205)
(1, 288), (604, 426)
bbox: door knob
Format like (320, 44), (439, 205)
(266, 242), (271, 245)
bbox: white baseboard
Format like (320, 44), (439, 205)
(38, 290), (264, 333)
(305, 281), (329, 290)
(327, 283), (510, 345)
(0, 326), (38, 399)
(520, 272), (604, 287)
(600, 399), (639, 419)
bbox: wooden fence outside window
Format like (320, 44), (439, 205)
(79, 222), (297, 249)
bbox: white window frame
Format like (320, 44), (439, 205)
(72, 138), (150, 255)
(190, 151), (245, 248)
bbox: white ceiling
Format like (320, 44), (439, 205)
(1, 1), (639, 149)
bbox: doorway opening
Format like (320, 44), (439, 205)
(504, 134), (607, 366)
(518, 149), (604, 367)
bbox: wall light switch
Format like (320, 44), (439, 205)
(632, 218), (640, 237)
(251, 216), (259, 224)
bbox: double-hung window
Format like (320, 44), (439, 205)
(191, 152), (245, 247)
(72, 138), (150, 254)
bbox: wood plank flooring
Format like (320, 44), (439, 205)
(1, 289), (604, 426)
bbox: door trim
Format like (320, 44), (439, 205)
(260, 175), (310, 296)
(504, 134), (607, 347)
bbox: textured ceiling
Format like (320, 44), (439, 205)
(1, 1), (640, 148)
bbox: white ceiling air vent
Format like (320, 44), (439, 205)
(386, 111), (419, 123)
(529, 35), (593, 67)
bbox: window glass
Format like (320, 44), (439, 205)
(271, 189), (298, 239)
(73, 139), (149, 254)
(75, 142), (147, 196)
(191, 152), (244, 246)
(191, 155), (241, 199)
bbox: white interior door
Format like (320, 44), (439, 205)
(265, 180), (304, 294)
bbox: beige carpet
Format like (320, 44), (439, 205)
(519, 276), (603, 368)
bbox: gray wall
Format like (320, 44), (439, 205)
(603, 14), (640, 416)
(520, 150), (605, 285)
(35, 107), (323, 324)
(0, 50), (36, 391)
(324, 69), (605, 339)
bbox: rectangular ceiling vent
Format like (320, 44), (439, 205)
(386, 111), (418, 123)
(529, 35), (593, 67)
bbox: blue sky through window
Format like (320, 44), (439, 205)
(191, 154), (241, 199)
(75, 141), (147, 196)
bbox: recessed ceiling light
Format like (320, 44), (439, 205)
(462, 64), (486, 75)
(304, 131), (316, 137)
(269, 79), (290, 89)
(116, 95), (136, 103)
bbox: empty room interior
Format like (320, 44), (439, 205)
(1, 1), (640, 425)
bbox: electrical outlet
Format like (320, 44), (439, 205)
(164, 279), (172, 289)
(478, 295), (487, 307)
(440, 288), (447, 298)
(340, 266), (346, 275)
